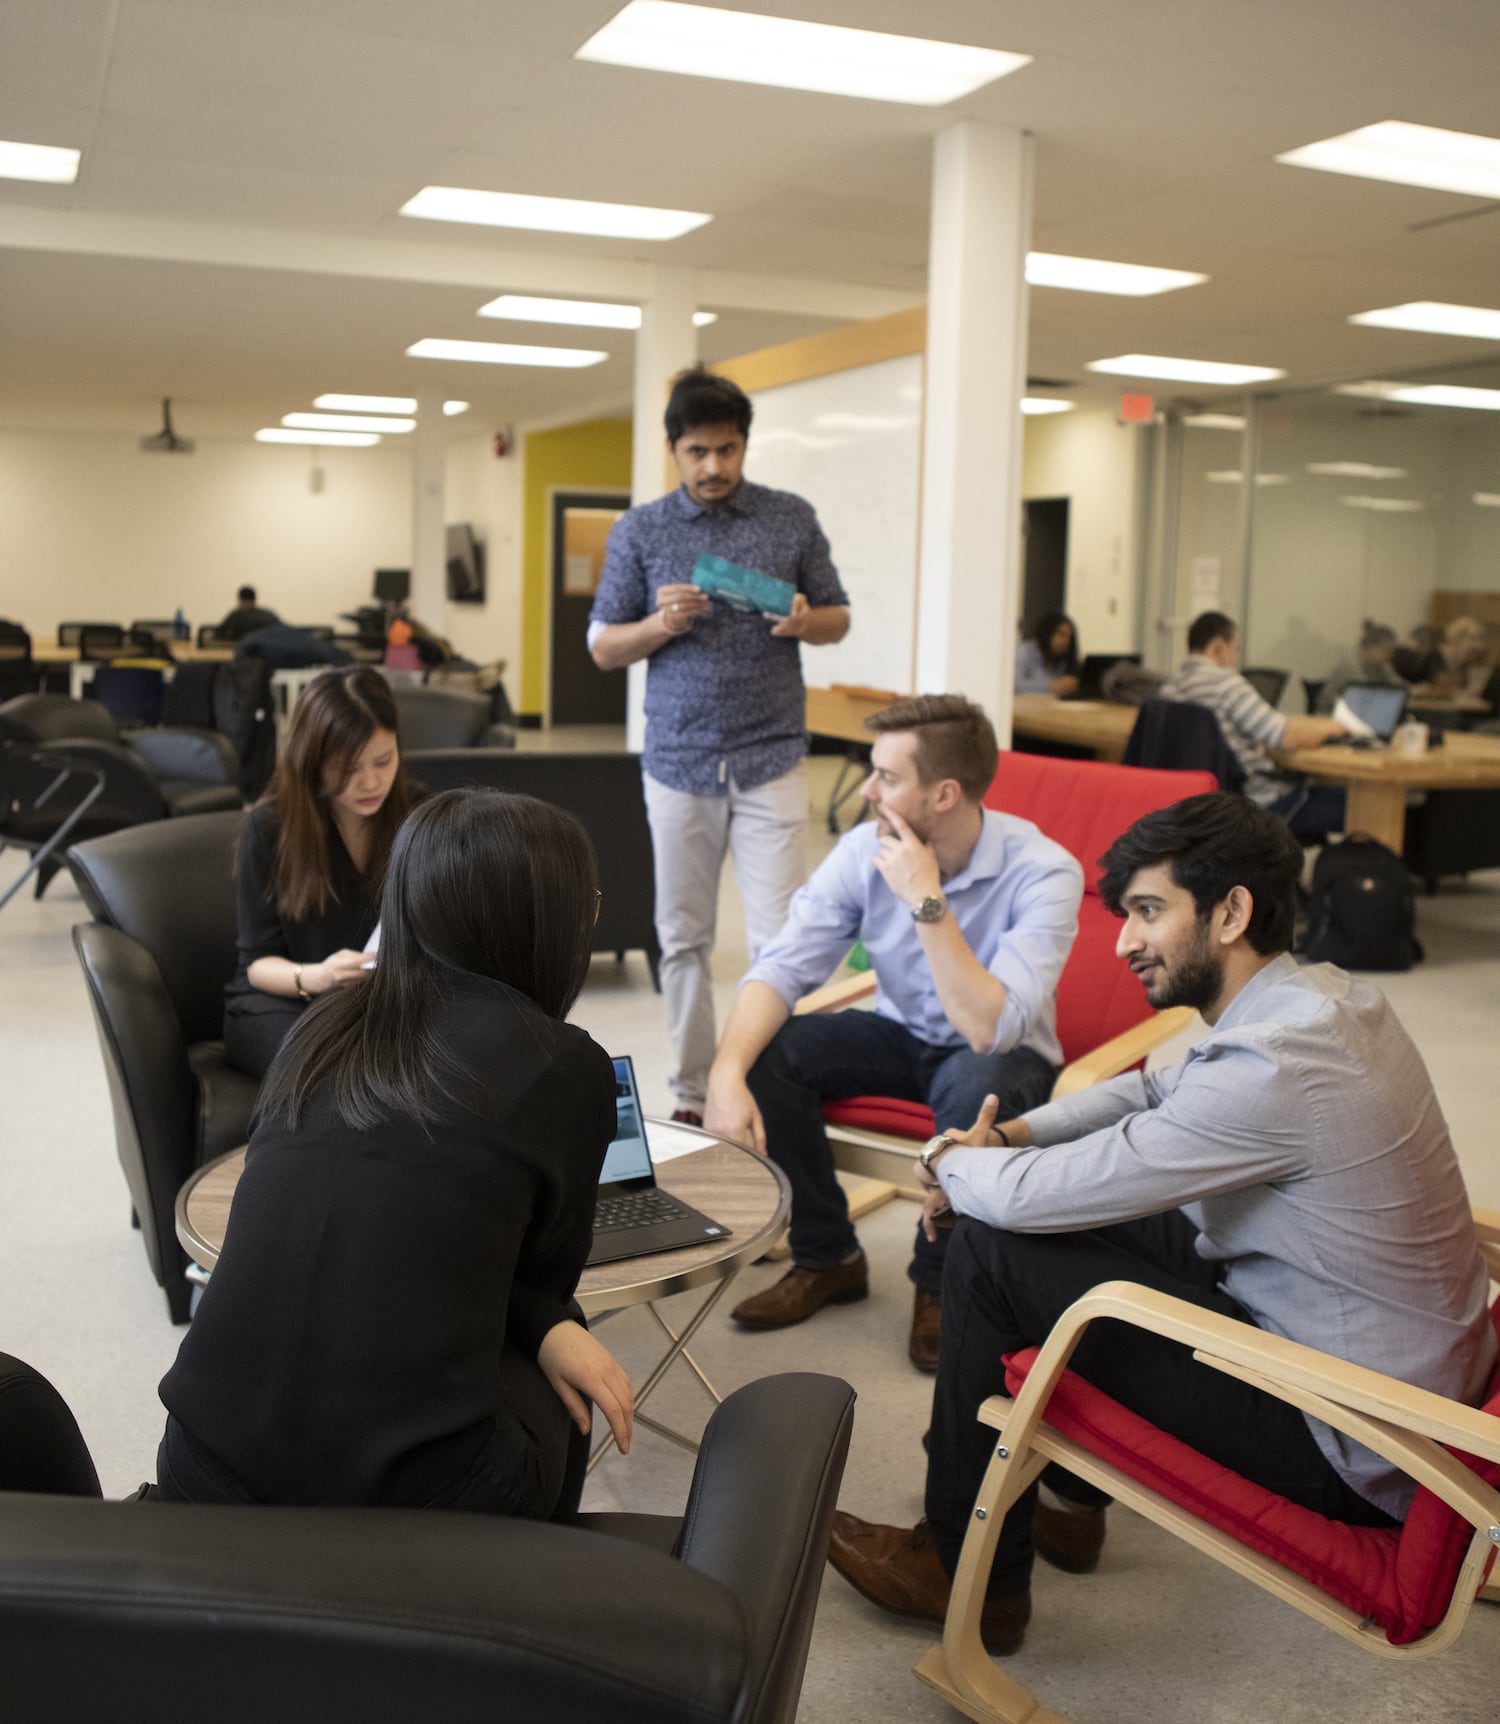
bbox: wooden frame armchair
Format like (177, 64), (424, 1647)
(915, 1211), (1500, 1724)
(794, 753), (1217, 1207)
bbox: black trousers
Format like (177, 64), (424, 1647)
(223, 998), (307, 1080)
(746, 1010), (1055, 1290)
(925, 1211), (1397, 1597)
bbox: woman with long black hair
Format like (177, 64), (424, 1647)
(159, 789), (632, 1518)
(223, 665), (419, 1080)
(1014, 612), (1081, 696)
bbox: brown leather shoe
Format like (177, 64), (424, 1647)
(731, 1252), (868, 1330)
(828, 1512), (1030, 1655)
(909, 1287), (941, 1372)
(670, 1108), (704, 1127)
(1033, 1498), (1106, 1573)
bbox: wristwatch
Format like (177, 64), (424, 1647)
(911, 894), (948, 924)
(920, 1132), (957, 1171)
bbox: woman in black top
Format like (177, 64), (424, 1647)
(159, 788), (632, 1517)
(223, 666), (418, 1079)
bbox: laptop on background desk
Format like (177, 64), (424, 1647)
(1067, 653), (1141, 701)
(1336, 683), (1408, 744)
(586, 1056), (731, 1267)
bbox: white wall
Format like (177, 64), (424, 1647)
(0, 427), (523, 666)
(1021, 406), (1143, 655)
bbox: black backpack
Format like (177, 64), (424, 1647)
(1302, 834), (1422, 971)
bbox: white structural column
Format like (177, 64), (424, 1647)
(410, 389), (448, 621)
(625, 267), (699, 752)
(916, 123), (1034, 740)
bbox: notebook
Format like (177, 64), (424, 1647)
(585, 1056), (731, 1267)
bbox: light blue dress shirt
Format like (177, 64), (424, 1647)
(937, 953), (1496, 1514)
(744, 809), (1083, 1064)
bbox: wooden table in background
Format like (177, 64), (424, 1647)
(177, 1124), (790, 1470)
(1010, 693), (1137, 762)
(805, 682), (905, 830)
(1279, 732), (1500, 853)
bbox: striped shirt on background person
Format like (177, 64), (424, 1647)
(1161, 655), (1293, 806)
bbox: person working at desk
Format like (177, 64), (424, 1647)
(1014, 612), (1080, 696)
(159, 788), (633, 1514)
(828, 792), (1493, 1653)
(1163, 611), (1346, 838)
(1409, 615), (1488, 697)
(589, 365), (850, 1126)
(214, 584), (281, 642)
(223, 666), (417, 1079)
(704, 695), (1082, 1370)
(1313, 618), (1406, 713)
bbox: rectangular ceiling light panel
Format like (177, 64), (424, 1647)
(1020, 398), (1074, 415)
(1350, 302), (1500, 341)
(257, 429), (379, 447)
(1276, 121), (1500, 201)
(400, 185), (709, 240)
(1026, 253), (1206, 296)
(1089, 355), (1284, 385)
(1306, 462), (1408, 478)
(1183, 413), (1246, 430)
(478, 294), (716, 329)
(315, 393), (418, 412)
(284, 412), (415, 433)
(406, 338), (608, 367)
(575, 1), (1031, 105)
(0, 139), (81, 183)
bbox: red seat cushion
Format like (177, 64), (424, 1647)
(1001, 1306), (1500, 1646)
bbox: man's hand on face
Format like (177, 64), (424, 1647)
(872, 805), (943, 908)
(769, 592), (811, 638)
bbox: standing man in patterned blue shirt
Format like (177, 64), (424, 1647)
(589, 367), (850, 1124)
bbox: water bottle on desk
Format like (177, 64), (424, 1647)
(173, 608), (188, 641)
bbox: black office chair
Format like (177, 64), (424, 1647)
(1302, 678), (1326, 713)
(77, 626), (130, 662)
(196, 623), (225, 648)
(390, 686), (515, 750)
(1242, 665), (1289, 707)
(406, 750), (661, 988)
(0, 621), (37, 701)
(69, 812), (256, 1322)
(0, 1355), (854, 1724)
(130, 619), (178, 645)
(57, 622), (122, 650)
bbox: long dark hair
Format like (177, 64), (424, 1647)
(1031, 611), (1080, 676)
(264, 666), (417, 920)
(257, 789), (600, 1131)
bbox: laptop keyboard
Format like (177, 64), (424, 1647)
(593, 1190), (690, 1235)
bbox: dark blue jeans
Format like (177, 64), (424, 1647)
(746, 1010), (1055, 1289)
(1270, 783), (1346, 841)
(925, 1212), (1396, 1598)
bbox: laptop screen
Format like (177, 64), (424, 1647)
(599, 1055), (653, 1184)
(1341, 683), (1406, 740)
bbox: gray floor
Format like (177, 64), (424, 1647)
(2, 747), (1498, 1721)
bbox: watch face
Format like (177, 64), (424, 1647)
(913, 895), (947, 923)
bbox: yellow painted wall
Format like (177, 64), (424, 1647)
(521, 417), (633, 717)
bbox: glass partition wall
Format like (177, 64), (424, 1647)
(1155, 359), (1500, 710)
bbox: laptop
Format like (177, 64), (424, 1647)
(1339, 683), (1407, 743)
(1067, 653), (1142, 701)
(586, 1056), (731, 1266)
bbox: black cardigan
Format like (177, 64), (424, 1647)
(162, 973), (616, 1506)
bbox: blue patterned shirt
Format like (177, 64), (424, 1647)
(589, 480), (848, 795)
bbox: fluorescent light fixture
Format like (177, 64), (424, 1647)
(1332, 381), (1404, 399)
(1306, 461), (1408, 479)
(1021, 398), (1074, 416)
(443, 400), (470, 416)
(1088, 354), (1285, 385)
(0, 139), (81, 183)
(256, 428), (379, 447)
(1025, 253), (1206, 296)
(315, 393), (417, 412)
(406, 338), (608, 368)
(1341, 495), (1426, 512)
(1276, 121), (1500, 201)
(283, 412), (414, 434)
(575, 1), (1030, 105)
(1350, 301), (1500, 341)
(1391, 384), (1500, 412)
(475, 294), (718, 329)
(400, 185), (709, 241)
(1183, 413), (1246, 430)
(1474, 492), (1500, 507)
(1205, 470), (1289, 486)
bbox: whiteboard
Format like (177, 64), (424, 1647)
(744, 352), (921, 695)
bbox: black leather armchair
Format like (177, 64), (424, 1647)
(391, 684), (515, 750)
(407, 749), (661, 987)
(69, 812), (257, 1322)
(0, 1357), (855, 1724)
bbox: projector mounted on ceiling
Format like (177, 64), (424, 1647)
(139, 398), (195, 454)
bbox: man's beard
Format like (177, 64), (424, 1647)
(1141, 926), (1223, 1013)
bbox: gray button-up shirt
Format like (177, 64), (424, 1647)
(589, 480), (848, 796)
(937, 954), (1495, 1515)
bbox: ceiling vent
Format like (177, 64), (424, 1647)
(139, 398), (195, 454)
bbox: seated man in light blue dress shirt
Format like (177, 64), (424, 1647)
(704, 695), (1083, 1368)
(827, 791), (1495, 1656)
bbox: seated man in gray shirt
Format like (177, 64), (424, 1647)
(828, 792), (1494, 1655)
